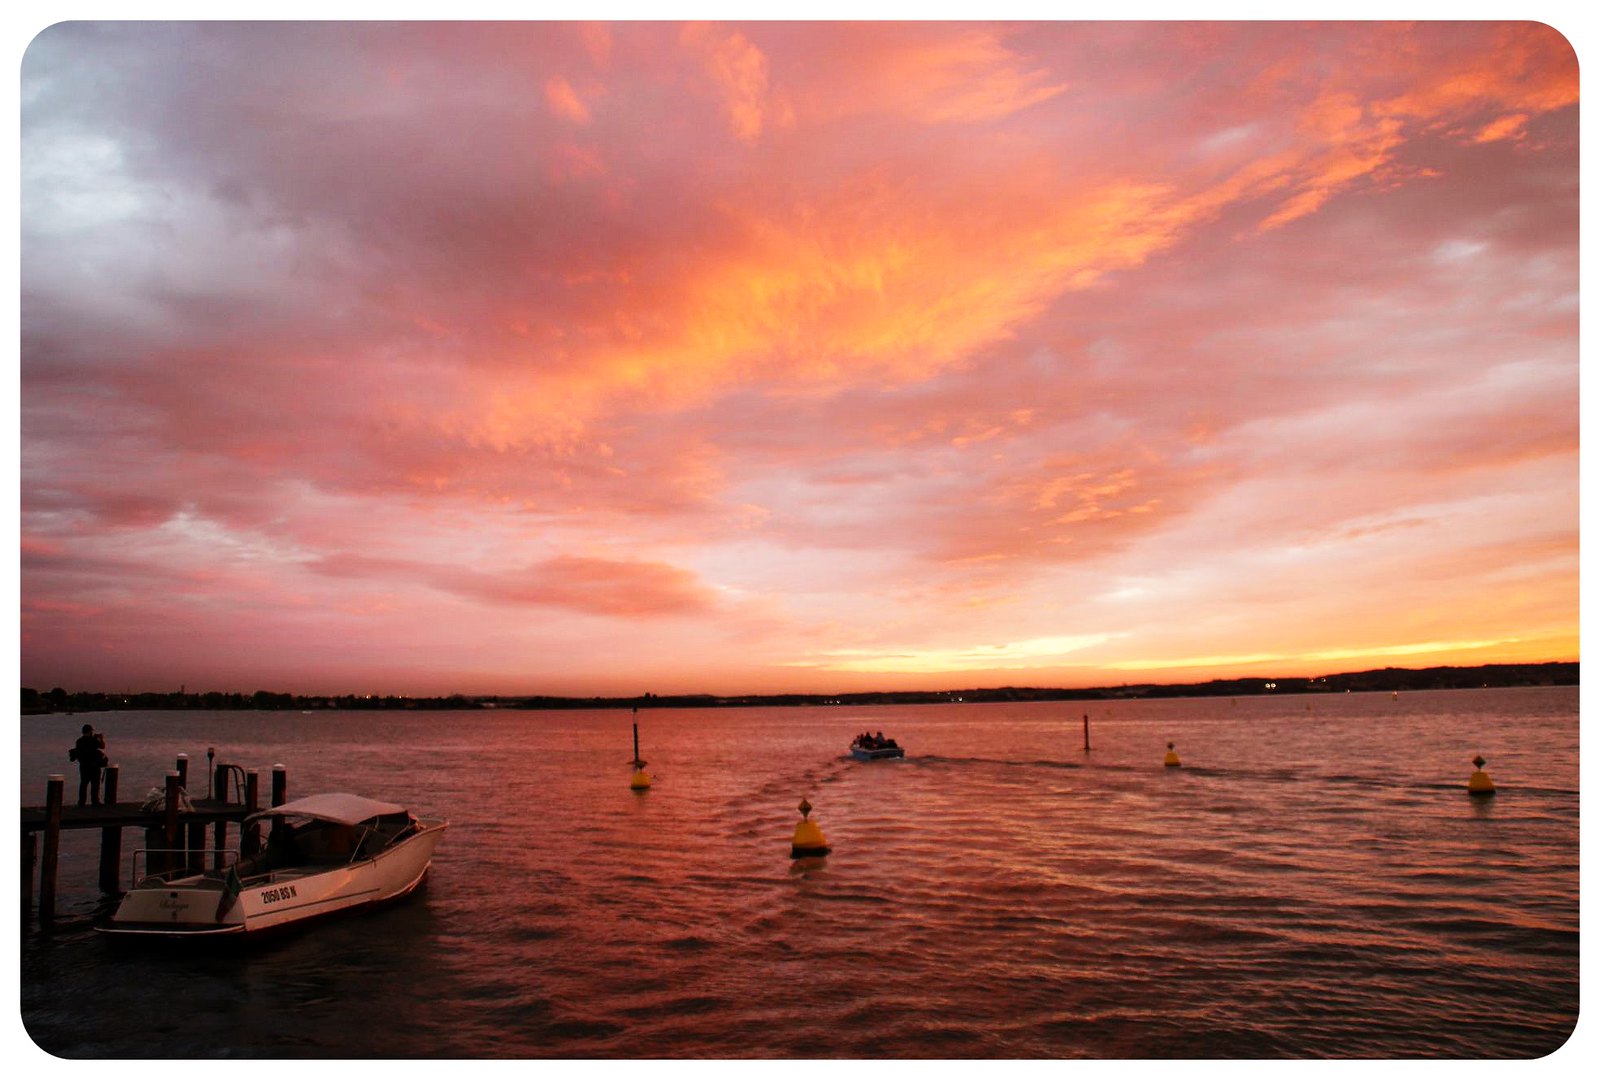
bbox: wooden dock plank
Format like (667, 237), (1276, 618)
(21, 799), (251, 833)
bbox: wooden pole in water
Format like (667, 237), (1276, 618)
(1083, 713), (1091, 752)
(162, 771), (181, 877)
(40, 775), (63, 921)
(271, 764), (287, 807)
(23, 830), (37, 925)
(242, 769), (261, 856)
(98, 764), (122, 894)
(174, 755), (190, 873)
(186, 819), (205, 874)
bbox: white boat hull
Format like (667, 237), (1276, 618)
(101, 819), (447, 937)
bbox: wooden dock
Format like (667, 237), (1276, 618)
(20, 755), (291, 926)
(20, 799), (248, 832)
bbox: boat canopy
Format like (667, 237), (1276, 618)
(245, 792), (408, 826)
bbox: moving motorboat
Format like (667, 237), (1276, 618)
(99, 792), (448, 937)
(850, 733), (905, 761)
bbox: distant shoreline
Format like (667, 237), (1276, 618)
(19, 661), (1577, 714)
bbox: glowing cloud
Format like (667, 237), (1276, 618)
(798, 634), (1121, 674)
(544, 75), (592, 124)
(18, 22), (1577, 696)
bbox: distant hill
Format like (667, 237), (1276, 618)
(20, 660), (1577, 713)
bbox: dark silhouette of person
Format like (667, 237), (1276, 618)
(69, 724), (107, 806)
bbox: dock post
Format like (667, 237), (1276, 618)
(1083, 713), (1091, 752)
(23, 830), (37, 925)
(98, 764), (122, 894)
(161, 771), (181, 877)
(186, 819), (205, 875)
(212, 764), (231, 868)
(40, 775), (63, 922)
(271, 764), (287, 807)
(241, 770), (261, 856)
(175, 753), (189, 791)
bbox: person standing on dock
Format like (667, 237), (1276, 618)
(69, 724), (107, 806)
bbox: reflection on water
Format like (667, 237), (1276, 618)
(19, 687), (1578, 1057)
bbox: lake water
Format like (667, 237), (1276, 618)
(16, 687), (1580, 1058)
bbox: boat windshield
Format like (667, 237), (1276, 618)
(235, 810), (419, 876)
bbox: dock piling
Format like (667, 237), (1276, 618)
(23, 831), (37, 924)
(40, 775), (63, 921)
(242, 769), (261, 855)
(162, 771), (181, 877)
(175, 753), (189, 790)
(271, 764), (287, 808)
(98, 764), (122, 894)
(186, 819), (206, 875)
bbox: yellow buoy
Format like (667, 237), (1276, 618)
(1164, 741), (1181, 767)
(790, 798), (830, 858)
(630, 768), (651, 791)
(1466, 755), (1495, 797)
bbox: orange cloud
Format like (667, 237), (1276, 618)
(349, 24), (1576, 468)
(680, 23), (783, 143)
(864, 27), (1067, 123)
(1256, 23), (1575, 231)
(1374, 24), (1578, 122)
(1473, 113), (1529, 143)
(544, 75), (591, 124)
(19, 23), (1577, 695)
(315, 552), (719, 617)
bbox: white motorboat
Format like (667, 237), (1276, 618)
(99, 792), (448, 937)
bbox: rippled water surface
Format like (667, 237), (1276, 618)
(18, 687), (1579, 1057)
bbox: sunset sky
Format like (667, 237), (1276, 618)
(17, 20), (1579, 697)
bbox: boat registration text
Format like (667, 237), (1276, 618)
(260, 885), (299, 905)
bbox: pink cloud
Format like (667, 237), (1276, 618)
(680, 23), (782, 142)
(19, 22), (1577, 694)
(314, 552), (719, 617)
(544, 75), (592, 124)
